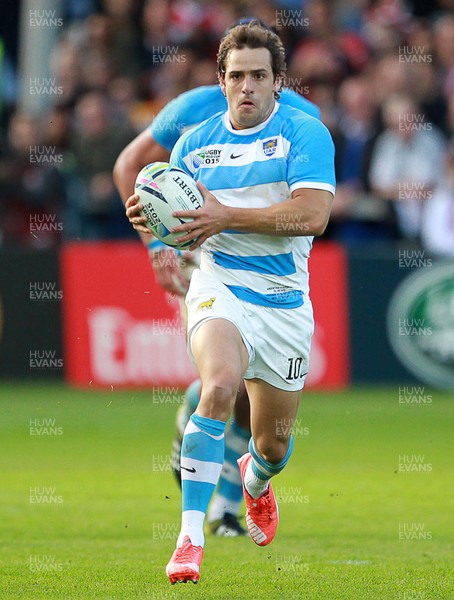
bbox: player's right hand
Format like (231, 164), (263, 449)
(150, 248), (190, 296)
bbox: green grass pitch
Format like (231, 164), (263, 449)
(0, 383), (452, 599)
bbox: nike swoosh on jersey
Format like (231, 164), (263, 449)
(230, 152), (246, 159)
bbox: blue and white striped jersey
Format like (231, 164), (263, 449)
(150, 85), (321, 151)
(170, 102), (335, 308)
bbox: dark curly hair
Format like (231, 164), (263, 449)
(217, 21), (287, 99)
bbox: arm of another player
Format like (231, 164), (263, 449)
(114, 129), (189, 295)
(113, 127), (170, 242)
(114, 128), (171, 206)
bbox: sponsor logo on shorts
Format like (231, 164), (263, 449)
(197, 297), (216, 311)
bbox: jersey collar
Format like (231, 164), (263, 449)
(223, 102), (280, 135)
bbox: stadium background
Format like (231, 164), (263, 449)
(0, 1), (453, 598)
(1, 0), (453, 390)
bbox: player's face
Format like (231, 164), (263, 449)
(219, 47), (281, 130)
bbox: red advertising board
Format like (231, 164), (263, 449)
(306, 242), (350, 388)
(61, 241), (349, 389)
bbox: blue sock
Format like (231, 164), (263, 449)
(207, 419), (250, 521)
(178, 413), (226, 547)
(245, 436), (294, 498)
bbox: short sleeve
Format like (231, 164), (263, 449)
(149, 86), (227, 151)
(287, 118), (336, 196)
(149, 94), (190, 151)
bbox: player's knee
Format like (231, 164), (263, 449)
(254, 437), (290, 465)
(198, 381), (237, 420)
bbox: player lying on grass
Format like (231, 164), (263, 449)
(125, 21), (335, 583)
(114, 18), (321, 538)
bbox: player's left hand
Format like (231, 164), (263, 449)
(171, 182), (231, 250)
(125, 193), (150, 234)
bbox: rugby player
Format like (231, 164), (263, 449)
(126, 21), (335, 583)
(114, 20), (321, 539)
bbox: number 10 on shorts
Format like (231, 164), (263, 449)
(286, 357), (308, 381)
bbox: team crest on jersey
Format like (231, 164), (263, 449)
(263, 138), (278, 157)
(192, 149), (221, 169)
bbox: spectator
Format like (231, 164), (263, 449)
(362, 0), (412, 55)
(421, 145), (454, 257)
(141, 0), (173, 59)
(101, 0), (143, 77)
(0, 113), (66, 248)
(369, 93), (447, 240)
(328, 75), (393, 242)
(49, 39), (82, 109)
(433, 13), (454, 95)
(407, 62), (449, 138)
(65, 91), (135, 240)
(1, 0), (454, 248)
(369, 53), (410, 107)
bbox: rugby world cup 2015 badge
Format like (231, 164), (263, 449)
(192, 149), (221, 169)
(386, 262), (454, 389)
(263, 138), (278, 157)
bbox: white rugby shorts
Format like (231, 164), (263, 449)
(185, 269), (314, 392)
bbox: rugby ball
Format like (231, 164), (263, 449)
(135, 162), (203, 249)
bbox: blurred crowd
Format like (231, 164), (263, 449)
(1, 0), (454, 255)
